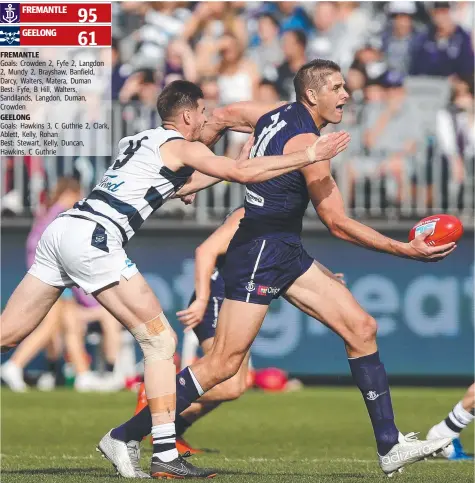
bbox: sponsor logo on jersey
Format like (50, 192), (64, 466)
(179, 377), (186, 386)
(246, 280), (256, 292)
(245, 188), (264, 207)
(257, 285), (279, 296)
(98, 174), (125, 193)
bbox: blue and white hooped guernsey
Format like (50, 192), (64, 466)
(66, 127), (193, 245)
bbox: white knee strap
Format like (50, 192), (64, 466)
(131, 312), (176, 362)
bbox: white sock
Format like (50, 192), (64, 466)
(451, 401), (475, 428)
(433, 420), (459, 439)
(5, 361), (21, 372)
(436, 401), (475, 439)
(152, 422), (178, 462)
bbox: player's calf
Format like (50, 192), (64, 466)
(130, 312), (179, 463)
(203, 350), (245, 388)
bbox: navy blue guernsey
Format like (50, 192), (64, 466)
(241, 102), (320, 235)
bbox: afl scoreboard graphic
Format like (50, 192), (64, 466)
(0, 1), (112, 157)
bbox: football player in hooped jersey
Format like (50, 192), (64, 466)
(0, 80), (349, 479)
(114, 60), (457, 477)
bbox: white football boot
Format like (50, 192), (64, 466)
(37, 372), (56, 391)
(74, 371), (103, 392)
(378, 432), (452, 477)
(97, 430), (150, 478)
(1, 361), (28, 392)
(426, 426), (456, 458)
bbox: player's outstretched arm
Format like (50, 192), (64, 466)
(175, 136), (255, 196)
(177, 207), (244, 330)
(303, 160), (456, 263)
(200, 101), (287, 147)
(174, 132), (350, 185)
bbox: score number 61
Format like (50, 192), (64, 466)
(78, 31), (98, 46)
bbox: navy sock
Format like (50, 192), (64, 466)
(111, 405), (152, 442)
(104, 362), (115, 373)
(110, 368), (202, 443)
(175, 415), (192, 438)
(348, 351), (399, 455)
(176, 367), (203, 414)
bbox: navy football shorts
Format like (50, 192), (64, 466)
(189, 276), (225, 344)
(222, 233), (313, 305)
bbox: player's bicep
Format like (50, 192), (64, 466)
(302, 161), (346, 229)
(214, 101), (287, 131)
(283, 133), (318, 155)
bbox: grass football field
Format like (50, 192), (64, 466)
(1, 386), (474, 482)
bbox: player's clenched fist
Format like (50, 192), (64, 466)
(306, 131), (351, 162)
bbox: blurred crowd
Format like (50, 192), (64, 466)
(110, 0), (474, 211)
(2, 1), (474, 218)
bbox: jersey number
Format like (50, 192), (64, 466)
(112, 136), (149, 170)
(250, 113), (287, 158)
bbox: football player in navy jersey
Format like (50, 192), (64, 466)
(176, 59), (456, 476)
(106, 60), (456, 477)
(125, 205), (347, 456)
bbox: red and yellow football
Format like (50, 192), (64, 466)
(409, 214), (464, 246)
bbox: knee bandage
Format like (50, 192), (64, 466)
(131, 312), (176, 362)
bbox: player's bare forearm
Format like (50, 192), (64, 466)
(310, 171), (455, 263)
(201, 101), (287, 147)
(235, 149), (313, 183)
(200, 116), (253, 148)
(328, 216), (408, 257)
(175, 172), (221, 196)
(193, 247), (216, 303)
(307, 166), (408, 258)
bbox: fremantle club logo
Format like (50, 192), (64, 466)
(0, 26), (19, 45)
(245, 280), (256, 293)
(1, 3), (19, 23)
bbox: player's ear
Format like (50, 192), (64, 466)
(183, 108), (192, 125)
(306, 88), (318, 106)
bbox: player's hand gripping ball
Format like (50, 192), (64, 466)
(409, 214), (464, 247)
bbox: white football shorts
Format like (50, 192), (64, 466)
(28, 215), (138, 294)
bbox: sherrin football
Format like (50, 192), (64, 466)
(408, 214), (464, 247)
